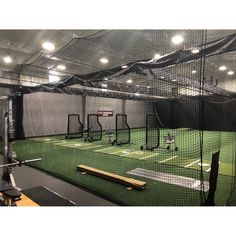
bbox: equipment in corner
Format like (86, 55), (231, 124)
(65, 114), (83, 139)
(112, 114), (130, 146)
(140, 113), (178, 151)
(0, 93), (42, 206)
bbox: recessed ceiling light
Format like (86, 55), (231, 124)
(42, 42), (55, 51)
(161, 76), (165, 79)
(172, 35), (184, 45)
(154, 53), (161, 59)
(121, 65), (128, 69)
(126, 79), (133, 84)
(3, 56), (12, 64)
(57, 65), (66, 70)
(100, 58), (109, 64)
(104, 78), (109, 81)
(135, 92), (140, 96)
(191, 49), (200, 54)
(172, 79), (177, 82)
(192, 70), (197, 74)
(49, 75), (59, 83)
(228, 71), (234, 75)
(219, 65), (227, 71)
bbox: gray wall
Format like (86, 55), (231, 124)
(23, 92), (83, 137)
(22, 92), (155, 137)
(85, 96), (123, 130)
(125, 100), (153, 128)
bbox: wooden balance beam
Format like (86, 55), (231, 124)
(77, 164), (146, 190)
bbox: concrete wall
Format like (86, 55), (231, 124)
(85, 96), (123, 130)
(23, 92), (83, 137)
(125, 100), (153, 128)
(22, 92), (155, 137)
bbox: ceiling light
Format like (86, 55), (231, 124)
(126, 79), (133, 84)
(161, 76), (165, 79)
(3, 56), (12, 64)
(100, 58), (109, 64)
(49, 75), (59, 83)
(104, 78), (109, 81)
(147, 86), (151, 89)
(121, 65), (128, 69)
(172, 35), (184, 45)
(228, 71), (234, 75)
(172, 79), (177, 82)
(191, 49), (200, 54)
(42, 42), (55, 51)
(219, 65), (227, 71)
(154, 53), (161, 59)
(57, 65), (66, 70)
(135, 92), (140, 96)
(192, 70), (197, 74)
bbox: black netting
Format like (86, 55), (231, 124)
(1, 30), (235, 206)
(65, 114), (83, 139)
(87, 114), (102, 142)
(115, 114), (130, 145)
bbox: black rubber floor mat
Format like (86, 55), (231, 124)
(22, 186), (77, 206)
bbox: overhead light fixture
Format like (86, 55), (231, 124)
(49, 75), (60, 83)
(135, 92), (140, 96)
(121, 65), (128, 69)
(228, 71), (234, 75)
(126, 79), (133, 84)
(104, 78), (109, 81)
(172, 79), (177, 82)
(154, 53), (161, 59)
(147, 86), (151, 89)
(57, 65), (66, 70)
(191, 49), (200, 54)
(42, 42), (55, 51)
(171, 35), (184, 45)
(100, 58), (109, 64)
(192, 70), (197, 74)
(219, 65), (227, 71)
(3, 56), (12, 64)
(161, 76), (165, 79)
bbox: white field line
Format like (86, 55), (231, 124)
(205, 168), (211, 172)
(80, 145), (102, 150)
(94, 147), (116, 152)
(110, 150), (127, 155)
(56, 142), (91, 147)
(158, 155), (178, 163)
(120, 151), (135, 157)
(140, 152), (159, 160)
(184, 159), (200, 168)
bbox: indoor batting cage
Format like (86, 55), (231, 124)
(1, 30), (236, 206)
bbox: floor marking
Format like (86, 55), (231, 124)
(80, 145), (102, 150)
(120, 151), (135, 157)
(184, 159), (200, 168)
(198, 163), (210, 167)
(158, 155), (178, 163)
(140, 153), (159, 160)
(127, 168), (209, 192)
(110, 150), (130, 155)
(205, 168), (211, 172)
(94, 147), (116, 152)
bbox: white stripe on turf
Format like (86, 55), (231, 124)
(140, 153), (159, 160)
(109, 150), (127, 154)
(158, 155), (178, 163)
(184, 159), (200, 168)
(205, 167), (211, 172)
(120, 151), (135, 157)
(94, 147), (116, 152)
(80, 145), (102, 150)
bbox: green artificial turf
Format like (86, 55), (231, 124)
(13, 128), (236, 206)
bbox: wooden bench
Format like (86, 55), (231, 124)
(77, 164), (146, 190)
